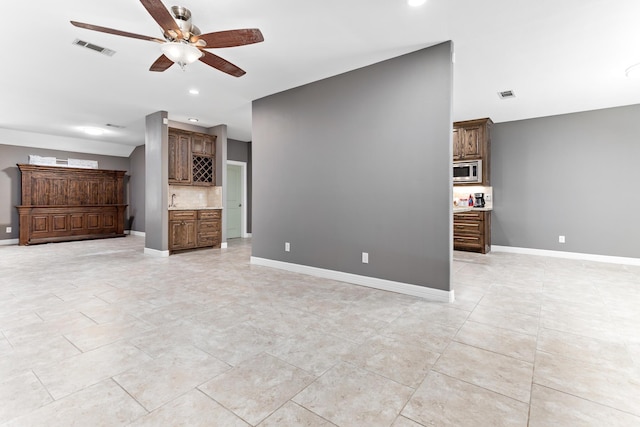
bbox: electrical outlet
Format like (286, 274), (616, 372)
(485, 194), (491, 201)
(285, 242), (290, 252)
(558, 235), (565, 243)
(5, 227), (11, 233)
(362, 252), (369, 264)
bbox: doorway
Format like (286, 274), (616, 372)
(226, 161), (247, 239)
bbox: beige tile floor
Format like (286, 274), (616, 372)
(1, 236), (639, 426)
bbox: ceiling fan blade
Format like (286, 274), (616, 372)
(140, 0), (182, 39)
(197, 29), (264, 48)
(150, 55), (174, 72)
(199, 50), (246, 77)
(71, 21), (164, 43)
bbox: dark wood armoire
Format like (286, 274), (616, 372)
(16, 164), (127, 246)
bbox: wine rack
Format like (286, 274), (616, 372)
(192, 155), (214, 185)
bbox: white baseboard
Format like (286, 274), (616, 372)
(244, 233), (252, 238)
(492, 245), (640, 266)
(250, 256), (454, 302)
(127, 230), (146, 237)
(143, 247), (170, 257)
(0, 238), (19, 246)
(221, 242), (228, 249)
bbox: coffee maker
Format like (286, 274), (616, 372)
(473, 193), (485, 208)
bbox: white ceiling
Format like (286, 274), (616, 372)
(1, 0), (639, 156)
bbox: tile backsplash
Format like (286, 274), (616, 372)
(168, 185), (222, 209)
(453, 186), (493, 208)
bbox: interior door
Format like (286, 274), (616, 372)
(226, 164), (242, 239)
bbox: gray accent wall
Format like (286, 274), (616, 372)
(128, 145), (146, 233)
(0, 144), (130, 241)
(228, 139), (252, 233)
(252, 42), (454, 291)
(492, 104), (640, 258)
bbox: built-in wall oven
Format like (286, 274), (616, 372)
(453, 160), (482, 184)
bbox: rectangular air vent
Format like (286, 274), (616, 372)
(73, 39), (116, 56)
(498, 90), (515, 99)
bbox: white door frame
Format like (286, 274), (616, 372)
(226, 160), (248, 238)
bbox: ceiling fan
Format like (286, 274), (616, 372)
(71, 0), (264, 77)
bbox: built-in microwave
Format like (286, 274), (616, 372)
(453, 160), (482, 183)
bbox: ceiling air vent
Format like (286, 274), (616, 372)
(72, 39), (116, 57)
(498, 90), (515, 99)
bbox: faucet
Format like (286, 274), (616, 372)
(170, 193), (177, 207)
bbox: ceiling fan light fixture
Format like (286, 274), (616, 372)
(161, 42), (202, 68)
(71, 2), (262, 77)
(171, 6), (193, 35)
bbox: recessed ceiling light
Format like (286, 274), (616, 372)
(82, 127), (106, 136)
(189, 89), (200, 95)
(407, 0), (427, 6)
(188, 118), (199, 123)
(625, 63), (640, 78)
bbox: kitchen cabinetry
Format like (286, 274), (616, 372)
(191, 132), (215, 186)
(169, 210), (197, 251)
(16, 164), (127, 245)
(169, 209), (221, 252)
(453, 126), (482, 159)
(453, 210), (491, 254)
(168, 132), (191, 184)
(453, 118), (492, 185)
(197, 210), (221, 247)
(191, 133), (215, 156)
(168, 129), (216, 186)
